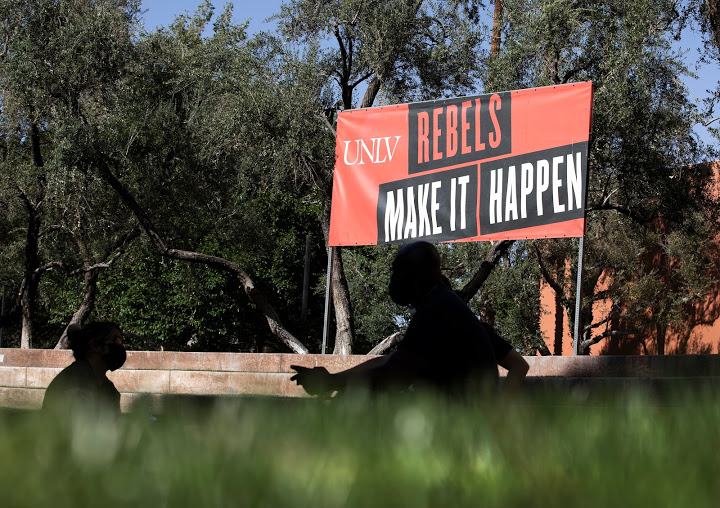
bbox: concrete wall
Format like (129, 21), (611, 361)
(2, 348), (719, 411)
(0, 349), (379, 411)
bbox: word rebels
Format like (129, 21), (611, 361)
(417, 95), (502, 164)
(408, 92), (512, 174)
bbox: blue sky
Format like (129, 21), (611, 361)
(140, 0), (717, 149)
(140, 0), (279, 35)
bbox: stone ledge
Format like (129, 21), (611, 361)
(4, 349), (720, 377)
(4, 349), (720, 413)
(0, 387), (45, 410)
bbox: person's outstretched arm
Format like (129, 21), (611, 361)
(497, 349), (529, 392)
(290, 355), (392, 396)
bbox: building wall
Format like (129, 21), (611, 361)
(540, 161), (720, 355)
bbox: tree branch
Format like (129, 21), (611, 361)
(579, 328), (637, 351)
(533, 242), (572, 311)
(586, 202), (652, 224)
(368, 331), (405, 355)
(456, 240), (514, 303)
(318, 112), (337, 137)
(95, 160), (309, 354)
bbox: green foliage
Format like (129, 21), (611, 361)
(486, 0), (720, 353)
(472, 244), (545, 355)
(3, 390), (720, 506)
(1, 0), (719, 356)
(277, 0), (489, 108)
(96, 246), (258, 352)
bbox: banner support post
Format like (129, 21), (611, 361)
(0, 285), (5, 348)
(322, 247), (334, 354)
(573, 236), (585, 355)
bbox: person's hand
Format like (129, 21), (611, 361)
(290, 365), (335, 397)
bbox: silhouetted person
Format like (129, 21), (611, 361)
(291, 241), (529, 397)
(43, 321), (127, 416)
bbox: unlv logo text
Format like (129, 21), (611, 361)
(342, 136), (402, 165)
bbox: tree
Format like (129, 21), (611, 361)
(692, 0), (720, 139)
(0, 1), (146, 347)
(2, 0), (716, 358)
(273, 0), (520, 353)
(490, 0), (719, 354)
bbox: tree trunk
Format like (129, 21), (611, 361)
(20, 215), (38, 349)
(330, 247), (355, 354)
(20, 236), (38, 349)
(19, 123), (46, 349)
(319, 203), (355, 355)
(706, 0), (720, 51)
(328, 1), (425, 353)
(55, 269), (99, 349)
(577, 306), (594, 355)
(53, 228), (138, 349)
(656, 320), (666, 356)
(490, 0), (503, 58)
(553, 288), (564, 355)
(360, 75), (381, 109)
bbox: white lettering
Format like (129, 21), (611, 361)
(384, 190), (404, 243)
(384, 136), (402, 162)
(566, 152), (582, 211)
(552, 156), (565, 213)
(486, 152), (583, 227)
(450, 178), (457, 231)
(431, 181), (442, 235)
(343, 140), (360, 165)
(505, 165), (518, 222)
(343, 136), (402, 166)
(457, 175), (469, 230)
(489, 168), (503, 224)
(404, 186), (417, 239)
(536, 159), (550, 216)
(358, 139), (374, 165)
(520, 163), (533, 219)
(418, 184), (431, 236)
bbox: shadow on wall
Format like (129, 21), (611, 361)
(600, 244), (720, 355)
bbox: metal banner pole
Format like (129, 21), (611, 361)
(0, 285), (5, 347)
(321, 246), (334, 354)
(300, 235), (312, 342)
(573, 236), (585, 355)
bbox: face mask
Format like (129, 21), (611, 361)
(389, 277), (412, 306)
(103, 343), (127, 371)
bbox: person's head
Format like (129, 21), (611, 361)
(388, 241), (443, 306)
(67, 321), (126, 371)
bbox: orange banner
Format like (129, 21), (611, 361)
(329, 82), (593, 246)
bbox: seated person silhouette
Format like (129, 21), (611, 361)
(43, 321), (127, 415)
(291, 241), (529, 397)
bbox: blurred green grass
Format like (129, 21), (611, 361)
(1, 388), (719, 507)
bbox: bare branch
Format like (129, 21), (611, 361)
(456, 240), (514, 303)
(368, 331), (405, 355)
(586, 202), (652, 224)
(349, 71), (374, 90)
(580, 328), (637, 351)
(318, 112), (337, 137)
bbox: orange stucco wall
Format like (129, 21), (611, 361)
(540, 162), (720, 355)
